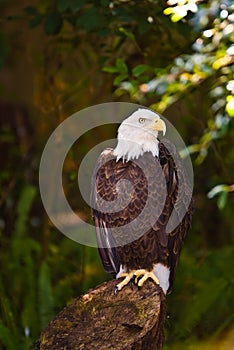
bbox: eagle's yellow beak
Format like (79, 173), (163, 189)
(151, 118), (166, 136)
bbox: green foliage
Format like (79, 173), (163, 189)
(164, 1), (198, 23)
(0, 323), (18, 350)
(207, 184), (233, 209)
(102, 0), (234, 202)
(76, 7), (106, 32)
(132, 64), (150, 78)
(15, 186), (37, 237)
(44, 12), (63, 35)
(226, 95), (234, 117)
(38, 261), (54, 329)
(165, 245), (234, 349)
(25, 6), (43, 28)
(56, 0), (82, 13)
(0, 185), (39, 349)
(0, 182), (105, 349)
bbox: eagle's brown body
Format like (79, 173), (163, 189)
(91, 140), (193, 294)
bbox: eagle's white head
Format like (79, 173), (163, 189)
(114, 108), (166, 162)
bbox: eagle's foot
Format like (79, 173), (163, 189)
(115, 269), (159, 293)
(115, 272), (135, 294)
(133, 269), (160, 288)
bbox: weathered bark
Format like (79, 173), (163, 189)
(35, 279), (166, 350)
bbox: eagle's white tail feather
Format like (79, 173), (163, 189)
(153, 263), (170, 294)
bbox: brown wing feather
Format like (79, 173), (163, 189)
(158, 141), (193, 293)
(91, 142), (193, 293)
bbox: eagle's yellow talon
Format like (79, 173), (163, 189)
(116, 269), (160, 291)
(138, 271), (160, 287)
(115, 271), (135, 291)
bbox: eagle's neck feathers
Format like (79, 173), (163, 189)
(113, 132), (159, 162)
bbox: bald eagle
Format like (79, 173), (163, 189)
(91, 109), (193, 294)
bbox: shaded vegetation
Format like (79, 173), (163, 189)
(0, 0), (233, 349)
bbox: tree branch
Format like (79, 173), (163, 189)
(35, 279), (166, 350)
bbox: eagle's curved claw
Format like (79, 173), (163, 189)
(114, 285), (119, 295)
(130, 276), (135, 288)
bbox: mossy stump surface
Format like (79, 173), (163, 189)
(35, 279), (166, 350)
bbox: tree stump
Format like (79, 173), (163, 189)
(35, 279), (166, 350)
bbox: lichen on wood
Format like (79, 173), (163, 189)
(35, 279), (166, 350)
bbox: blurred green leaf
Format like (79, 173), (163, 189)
(69, 0), (86, 12)
(101, 0), (109, 6)
(119, 27), (135, 40)
(0, 283), (18, 338)
(217, 191), (228, 209)
(114, 73), (128, 86)
(24, 6), (43, 29)
(24, 6), (38, 15)
(132, 64), (150, 77)
(56, 0), (69, 12)
(15, 185), (37, 238)
(38, 261), (54, 329)
(116, 58), (128, 74)
(45, 12), (63, 35)
(102, 65), (119, 73)
(56, 0), (83, 13)
(0, 322), (18, 350)
(29, 14), (42, 28)
(76, 7), (105, 32)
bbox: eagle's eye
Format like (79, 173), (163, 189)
(139, 117), (146, 124)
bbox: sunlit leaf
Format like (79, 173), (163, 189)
(213, 55), (232, 70)
(164, 4), (189, 22)
(102, 66), (119, 73)
(226, 95), (234, 117)
(217, 191), (228, 209)
(163, 7), (173, 16)
(207, 184), (230, 200)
